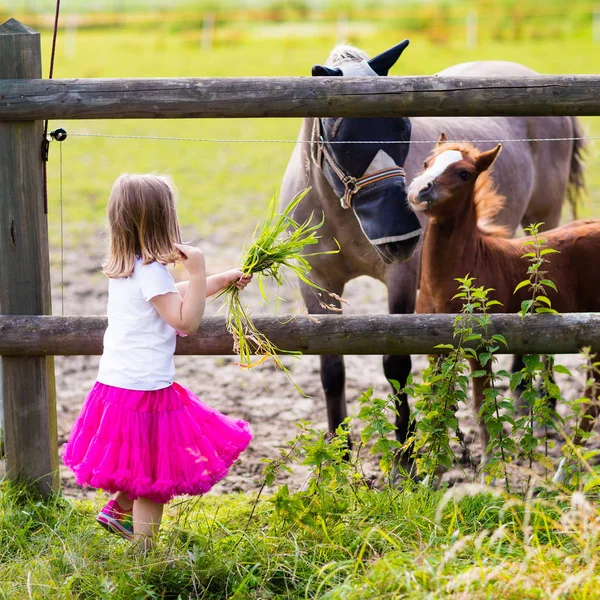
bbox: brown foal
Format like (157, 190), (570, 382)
(408, 135), (600, 466)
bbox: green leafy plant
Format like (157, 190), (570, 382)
(356, 386), (401, 483)
(514, 222), (560, 318)
(463, 284), (517, 491)
(405, 276), (492, 481)
(511, 223), (565, 489)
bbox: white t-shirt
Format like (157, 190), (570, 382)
(97, 259), (179, 391)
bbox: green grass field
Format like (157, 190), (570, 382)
(43, 26), (600, 247)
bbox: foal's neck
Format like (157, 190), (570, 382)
(422, 190), (483, 308)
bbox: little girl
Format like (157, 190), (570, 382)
(63, 173), (252, 550)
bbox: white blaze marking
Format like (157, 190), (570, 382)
(363, 149), (397, 176)
(408, 150), (463, 197)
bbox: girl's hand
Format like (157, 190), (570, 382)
(174, 243), (205, 277)
(227, 269), (253, 290)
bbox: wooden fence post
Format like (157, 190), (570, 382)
(0, 19), (57, 494)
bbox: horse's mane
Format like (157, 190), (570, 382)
(325, 44), (369, 67)
(430, 141), (509, 238)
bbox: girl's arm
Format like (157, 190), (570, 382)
(151, 244), (207, 335)
(176, 269), (252, 298)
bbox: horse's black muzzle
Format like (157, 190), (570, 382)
(374, 234), (421, 264)
(351, 176), (422, 264)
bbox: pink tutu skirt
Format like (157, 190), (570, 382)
(62, 381), (252, 503)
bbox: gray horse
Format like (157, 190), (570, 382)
(280, 40), (585, 463)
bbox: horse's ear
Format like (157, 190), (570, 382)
(367, 39), (410, 76)
(436, 132), (448, 146)
(312, 65), (343, 77)
(475, 144), (502, 173)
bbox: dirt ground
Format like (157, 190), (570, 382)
(35, 230), (596, 499)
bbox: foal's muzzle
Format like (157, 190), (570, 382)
(408, 182), (437, 213)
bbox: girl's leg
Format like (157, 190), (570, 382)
(132, 497), (164, 551)
(114, 491), (133, 512)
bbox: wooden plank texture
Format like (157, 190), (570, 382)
(1, 75), (600, 120)
(0, 19), (57, 494)
(1, 314), (600, 356)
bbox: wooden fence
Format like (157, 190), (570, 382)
(1, 314), (600, 357)
(2, 75), (600, 120)
(1, 16), (599, 494)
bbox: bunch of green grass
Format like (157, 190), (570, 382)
(220, 188), (338, 375)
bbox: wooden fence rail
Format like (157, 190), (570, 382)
(2, 314), (600, 357)
(1, 75), (600, 120)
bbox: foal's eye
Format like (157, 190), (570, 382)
(423, 161), (428, 169)
(459, 171), (471, 181)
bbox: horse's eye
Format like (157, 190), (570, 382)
(423, 161), (428, 169)
(459, 171), (470, 181)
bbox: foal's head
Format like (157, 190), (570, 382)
(408, 135), (505, 230)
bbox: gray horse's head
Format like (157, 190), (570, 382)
(311, 41), (421, 264)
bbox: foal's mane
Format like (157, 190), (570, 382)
(431, 141), (509, 237)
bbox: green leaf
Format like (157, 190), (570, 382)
(520, 299), (534, 314)
(523, 354), (542, 371)
(535, 295), (552, 306)
(486, 300), (503, 308)
(471, 370), (487, 378)
(583, 478), (600, 493)
(510, 371), (525, 392)
(540, 248), (560, 256)
(479, 352), (492, 367)
(535, 307), (558, 314)
(464, 334), (482, 342)
(540, 279), (558, 292)
(491, 334), (508, 347)
(553, 364), (573, 376)
(582, 450), (600, 461)
(513, 280), (530, 294)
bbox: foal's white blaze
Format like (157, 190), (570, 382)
(408, 150), (464, 209)
(363, 149), (397, 176)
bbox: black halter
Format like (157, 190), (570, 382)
(310, 118), (406, 209)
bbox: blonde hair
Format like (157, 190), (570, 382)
(102, 173), (182, 278)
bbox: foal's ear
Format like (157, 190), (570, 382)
(475, 144), (502, 173)
(436, 132), (448, 146)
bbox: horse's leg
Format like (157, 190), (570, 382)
(321, 355), (347, 434)
(384, 259), (419, 473)
(299, 278), (348, 439)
